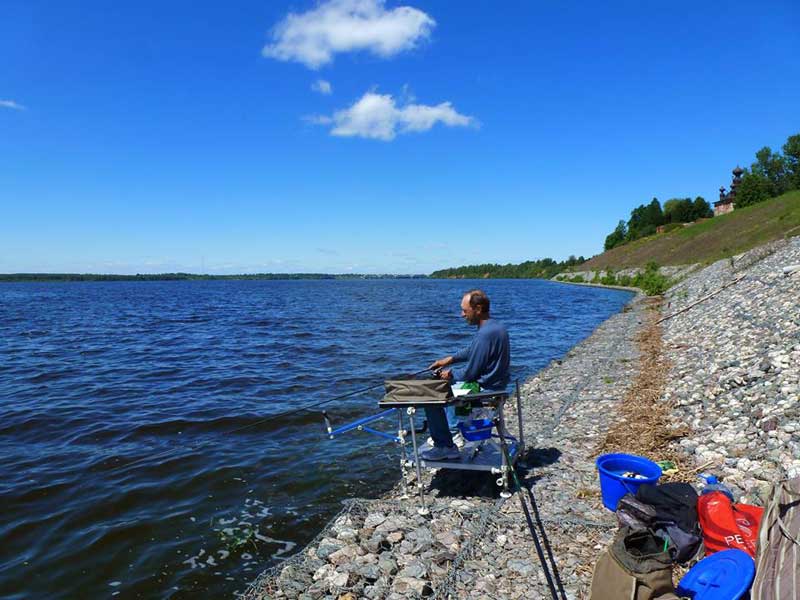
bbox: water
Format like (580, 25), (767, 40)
(0, 279), (632, 598)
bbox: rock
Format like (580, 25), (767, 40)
(316, 538), (344, 560)
(378, 555), (397, 575)
(386, 531), (403, 544)
(336, 527), (358, 542)
(762, 417), (779, 432)
(506, 559), (536, 577)
(363, 513), (386, 529)
(407, 527), (433, 553)
(356, 563), (381, 581)
(398, 559), (427, 579)
(328, 545), (359, 566)
(327, 570), (349, 588)
(392, 576), (428, 595)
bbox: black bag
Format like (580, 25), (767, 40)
(382, 379), (452, 405)
(631, 483), (702, 564)
(636, 483), (699, 533)
(617, 494), (659, 530)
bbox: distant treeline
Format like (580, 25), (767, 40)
(604, 131), (800, 251)
(429, 255), (586, 279)
(0, 273), (428, 282)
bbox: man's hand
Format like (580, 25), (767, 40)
(436, 369), (453, 381)
(428, 356), (454, 371)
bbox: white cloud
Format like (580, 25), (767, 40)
(0, 100), (26, 111)
(263, 0), (435, 69)
(311, 79), (333, 95)
(311, 91), (476, 141)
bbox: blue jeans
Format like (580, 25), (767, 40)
(445, 405), (459, 430)
(425, 406), (455, 448)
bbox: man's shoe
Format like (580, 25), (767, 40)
(427, 434), (463, 449)
(421, 445), (461, 461)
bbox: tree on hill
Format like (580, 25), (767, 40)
(663, 197), (712, 223)
(604, 220), (627, 250)
(692, 196), (713, 219)
(663, 198), (694, 223)
(626, 198), (664, 241)
(736, 171), (773, 207)
(784, 134), (800, 190)
(752, 146), (789, 196)
(736, 133), (800, 208)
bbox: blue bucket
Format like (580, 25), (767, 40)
(596, 453), (662, 511)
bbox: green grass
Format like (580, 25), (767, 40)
(584, 190), (800, 270)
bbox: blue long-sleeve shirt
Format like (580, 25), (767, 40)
(451, 318), (510, 391)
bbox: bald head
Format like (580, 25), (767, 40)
(461, 289), (490, 325)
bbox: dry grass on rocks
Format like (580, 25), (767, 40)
(597, 298), (692, 482)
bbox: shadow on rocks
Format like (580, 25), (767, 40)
(516, 446), (562, 487)
(428, 469), (502, 499)
(425, 447), (562, 499)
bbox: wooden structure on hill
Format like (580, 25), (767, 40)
(715, 166), (744, 216)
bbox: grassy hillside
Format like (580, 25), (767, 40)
(583, 190), (800, 270)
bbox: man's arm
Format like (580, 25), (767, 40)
(451, 338), (491, 383)
(428, 344), (470, 371)
(428, 355), (454, 371)
(451, 346), (470, 363)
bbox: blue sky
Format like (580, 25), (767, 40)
(2, 0), (799, 274)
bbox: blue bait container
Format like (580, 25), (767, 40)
(458, 419), (494, 441)
(595, 453), (662, 511)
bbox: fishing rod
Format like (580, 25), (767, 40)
(225, 366), (435, 435)
(114, 366), (436, 472)
(498, 427), (567, 600)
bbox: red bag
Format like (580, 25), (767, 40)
(697, 491), (764, 557)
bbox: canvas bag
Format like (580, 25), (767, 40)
(751, 477), (800, 600)
(697, 491), (763, 557)
(589, 528), (679, 600)
(383, 379), (452, 404)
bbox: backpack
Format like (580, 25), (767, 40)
(589, 527), (680, 600)
(697, 491), (763, 557)
(751, 477), (800, 600)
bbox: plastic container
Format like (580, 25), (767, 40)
(596, 453), (662, 511)
(698, 473), (735, 501)
(457, 419), (493, 441)
(676, 549), (755, 599)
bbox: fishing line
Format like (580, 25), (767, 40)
(224, 367), (433, 435)
(107, 366), (435, 473)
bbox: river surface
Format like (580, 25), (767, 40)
(0, 279), (633, 599)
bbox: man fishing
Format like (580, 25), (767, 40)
(422, 289), (511, 461)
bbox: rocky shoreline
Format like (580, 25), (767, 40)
(243, 235), (800, 599)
